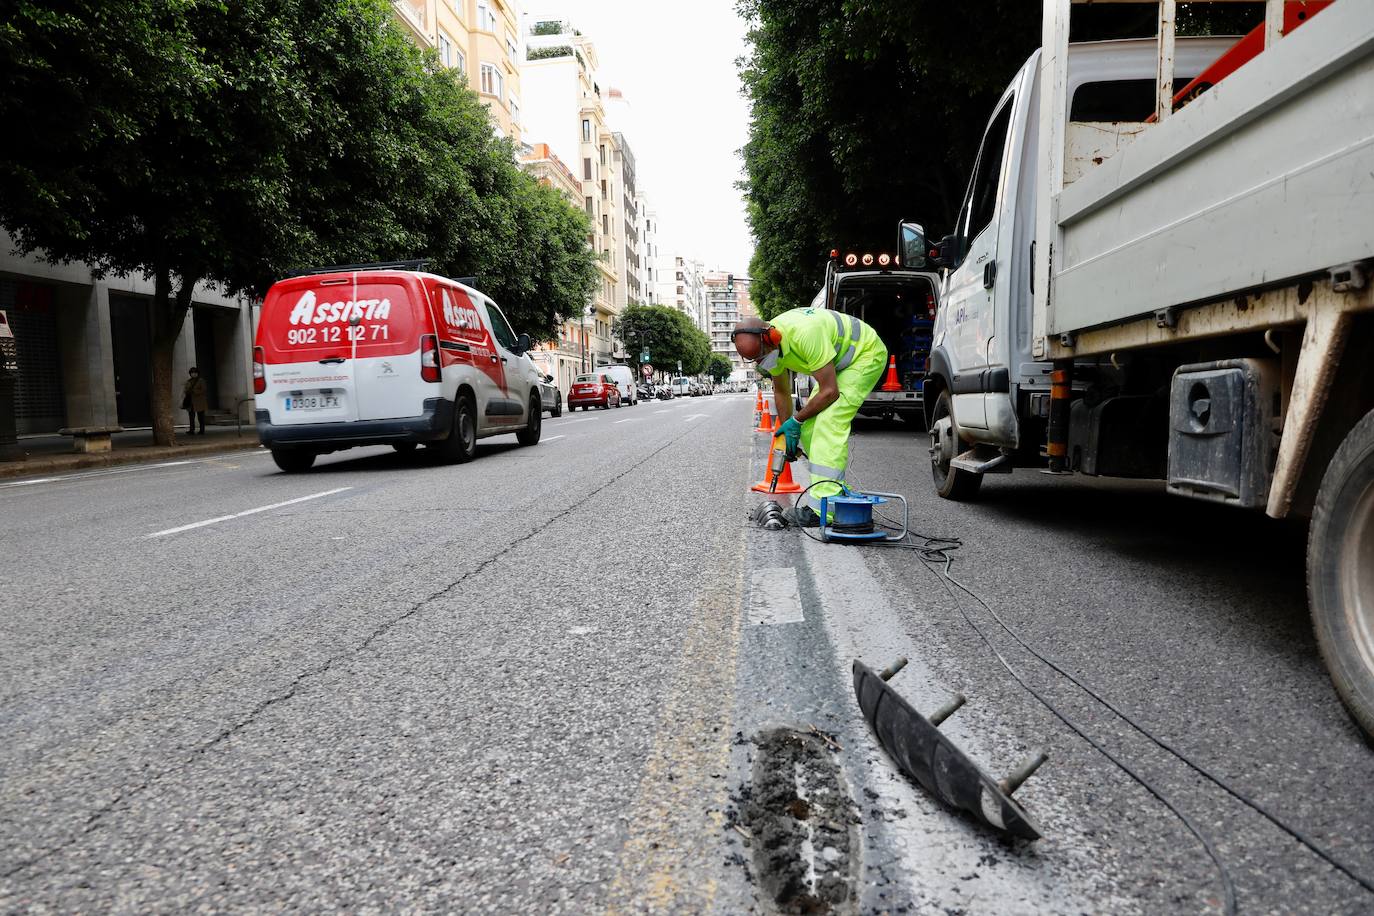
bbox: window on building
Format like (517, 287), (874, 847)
(455, 47), (466, 73)
(476, 0), (497, 31)
(600, 179), (607, 199)
(602, 214), (608, 234)
(506, 32), (518, 58)
(582, 158), (592, 180)
(599, 145), (606, 165)
(480, 63), (503, 99)
(582, 119), (591, 142)
(438, 32), (454, 67)
(508, 96), (519, 124)
(585, 196), (594, 215)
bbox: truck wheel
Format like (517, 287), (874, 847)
(271, 448), (316, 473)
(517, 393), (542, 446)
(1309, 406), (1374, 740)
(929, 389), (982, 500)
(437, 394), (477, 463)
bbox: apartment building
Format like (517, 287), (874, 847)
(521, 19), (619, 368)
(704, 272), (754, 381)
(391, 0), (523, 141)
(518, 142), (594, 394)
(641, 197), (660, 306)
(661, 255), (708, 332)
(611, 130), (640, 313)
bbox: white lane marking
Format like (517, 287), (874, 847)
(145, 487), (352, 539)
(0, 456), (255, 491)
(653, 409), (670, 414)
(748, 567), (804, 626)
(614, 418), (638, 424)
(544, 435), (566, 442)
(684, 414), (708, 421)
(556, 417), (592, 424)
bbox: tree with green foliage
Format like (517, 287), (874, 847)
(0, 0), (594, 445)
(707, 353), (734, 384)
(737, 0), (1039, 318)
(613, 303), (711, 378)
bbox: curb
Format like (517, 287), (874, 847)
(0, 437), (264, 481)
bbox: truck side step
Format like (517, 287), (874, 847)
(951, 449), (1013, 475)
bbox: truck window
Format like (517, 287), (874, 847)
(1070, 78), (1193, 122)
(966, 100), (1014, 244)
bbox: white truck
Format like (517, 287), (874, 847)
(918, 0), (1374, 736)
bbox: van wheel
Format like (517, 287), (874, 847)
(1309, 406), (1374, 741)
(438, 394), (477, 463)
(517, 394), (542, 446)
(271, 448), (316, 473)
(929, 389), (982, 500)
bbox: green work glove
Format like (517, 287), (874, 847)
(778, 416), (802, 458)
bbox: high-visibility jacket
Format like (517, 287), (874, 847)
(761, 307), (887, 513)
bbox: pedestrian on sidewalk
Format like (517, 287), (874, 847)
(182, 367), (208, 435)
(731, 309), (887, 526)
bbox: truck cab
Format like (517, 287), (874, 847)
(922, 36), (1237, 494)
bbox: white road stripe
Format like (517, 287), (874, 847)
(653, 409), (670, 414)
(544, 435), (566, 442)
(145, 487), (352, 539)
(684, 414), (708, 421)
(615, 418), (638, 424)
(0, 458), (212, 490)
(748, 567), (804, 625)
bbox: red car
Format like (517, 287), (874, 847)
(568, 373), (622, 410)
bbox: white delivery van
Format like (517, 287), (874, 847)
(253, 261), (544, 472)
(671, 376), (693, 398)
(599, 364), (638, 406)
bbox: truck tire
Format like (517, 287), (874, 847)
(929, 389), (982, 501)
(436, 394), (477, 463)
(517, 393), (542, 446)
(1308, 406), (1374, 740)
(271, 447), (315, 473)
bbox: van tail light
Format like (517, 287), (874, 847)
(926, 292), (937, 320)
(420, 335), (440, 382)
(253, 347), (266, 394)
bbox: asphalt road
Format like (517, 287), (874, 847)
(2, 394), (1372, 914)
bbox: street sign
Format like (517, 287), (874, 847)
(641, 363), (653, 378)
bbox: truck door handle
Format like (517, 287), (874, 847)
(983, 260), (997, 289)
(318, 358), (345, 365)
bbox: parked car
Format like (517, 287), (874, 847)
(254, 262), (543, 472)
(600, 365), (638, 406)
(534, 370), (562, 417)
(568, 373), (622, 410)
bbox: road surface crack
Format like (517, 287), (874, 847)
(3, 422), (712, 880)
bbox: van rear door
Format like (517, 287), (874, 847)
(256, 273), (424, 426)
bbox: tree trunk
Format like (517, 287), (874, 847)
(148, 269), (197, 446)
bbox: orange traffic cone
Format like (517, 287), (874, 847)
(755, 389), (765, 413)
(752, 441), (803, 493)
(880, 355), (902, 392)
(755, 404), (775, 434)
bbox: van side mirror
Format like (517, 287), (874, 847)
(544, 374), (554, 383)
(897, 221), (927, 268)
(513, 332), (531, 355)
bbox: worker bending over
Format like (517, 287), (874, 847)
(731, 308), (887, 525)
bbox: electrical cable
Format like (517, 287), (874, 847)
(830, 444), (1374, 903)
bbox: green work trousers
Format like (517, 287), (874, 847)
(799, 333), (888, 514)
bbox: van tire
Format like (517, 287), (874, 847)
(1308, 406), (1374, 741)
(271, 448), (316, 473)
(517, 393), (542, 446)
(438, 394), (477, 463)
(930, 389), (982, 500)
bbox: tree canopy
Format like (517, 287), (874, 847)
(0, 0), (595, 443)
(707, 353), (734, 384)
(614, 303), (712, 377)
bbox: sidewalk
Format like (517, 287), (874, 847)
(2, 424), (262, 480)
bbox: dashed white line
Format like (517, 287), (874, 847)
(615, 418), (639, 424)
(544, 435), (566, 442)
(749, 567), (804, 625)
(684, 414), (708, 421)
(145, 487), (353, 539)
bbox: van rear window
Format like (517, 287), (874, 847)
(262, 280), (417, 356)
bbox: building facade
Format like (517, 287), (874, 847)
(704, 272), (755, 382)
(0, 236), (254, 437)
(641, 197), (660, 306)
(662, 255), (708, 332)
(521, 18), (620, 369)
(391, 0), (524, 140)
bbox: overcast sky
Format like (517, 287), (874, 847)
(526, 0), (756, 275)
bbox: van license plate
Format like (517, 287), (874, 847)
(284, 395), (339, 411)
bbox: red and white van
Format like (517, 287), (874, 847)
(253, 263), (544, 472)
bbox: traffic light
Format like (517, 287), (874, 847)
(727, 273), (734, 292)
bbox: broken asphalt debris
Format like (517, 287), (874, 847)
(732, 728), (861, 914)
(853, 658), (1048, 841)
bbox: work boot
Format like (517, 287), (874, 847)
(785, 505), (821, 528)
